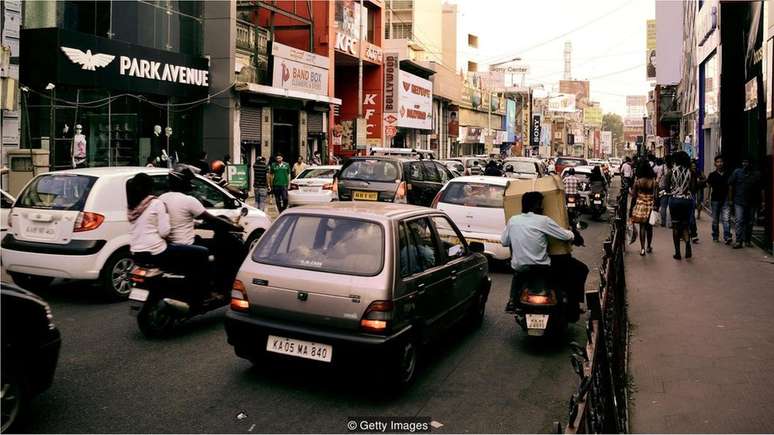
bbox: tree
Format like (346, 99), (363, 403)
(602, 113), (624, 145)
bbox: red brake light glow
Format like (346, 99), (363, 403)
(230, 279), (249, 312)
(74, 212), (105, 232)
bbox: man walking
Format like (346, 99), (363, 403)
(621, 157), (634, 190)
(292, 156), (307, 179)
(706, 155), (731, 244)
(728, 157), (762, 248)
(269, 153), (291, 213)
(252, 156), (269, 212)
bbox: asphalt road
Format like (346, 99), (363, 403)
(17, 204), (613, 434)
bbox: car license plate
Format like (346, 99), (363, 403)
(301, 186), (318, 192)
(23, 224), (56, 239)
(129, 288), (149, 302)
(526, 314), (549, 329)
(266, 335), (332, 363)
(353, 191), (378, 201)
(567, 202), (576, 208)
(594, 200), (602, 205)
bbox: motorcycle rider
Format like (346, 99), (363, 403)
(501, 191), (587, 314)
(159, 167), (242, 300)
(207, 160), (248, 200)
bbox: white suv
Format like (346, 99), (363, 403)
(2, 167), (271, 300)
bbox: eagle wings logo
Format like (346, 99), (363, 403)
(61, 47), (115, 71)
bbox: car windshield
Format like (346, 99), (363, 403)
(557, 158), (587, 167)
(16, 174), (97, 211)
(252, 215), (385, 276)
(504, 161), (537, 174)
(464, 159), (483, 168)
(440, 182), (505, 208)
(298, 168), (337, 179)
(339, 160), (399, 182)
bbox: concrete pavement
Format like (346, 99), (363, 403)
(627, 215), (774, 432)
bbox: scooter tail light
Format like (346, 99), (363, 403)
(360, 300), (393, 333)
(519, 288), (558, 305)
(230, 279), (249, 312)
(74, 212), (105, 232)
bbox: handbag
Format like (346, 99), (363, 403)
(649, 210), (660, 226)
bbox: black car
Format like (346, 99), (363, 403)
(1, 284), (61, 433)
(336, 157), (454, 207)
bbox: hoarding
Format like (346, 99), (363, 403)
(398, 70), (433, 130)
(655, 2), (682, 85)
(548, 94), (576, 113)
(272, 57), (328, 96)
(601, 131), (613, 155)
(383, 53), (399, 113)
(504, 99), (516, 142)
(583, 107), (603, 127)
(647, 19), (656, 80)
(559, 80), (590, 109)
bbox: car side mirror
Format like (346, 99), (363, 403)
(448, 245), (464, 258)
(231, 198), (241, 209)
(469, 241), (485, 254)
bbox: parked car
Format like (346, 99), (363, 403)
(608, 157), (623, 176)
(2, 167), (271, 300)
(554, 157), (588, 175)
(587, 159), (611, 179)
(503, 157), (545, 179)
(225, 202), (491, 387)
(335, 157), (453, 207)
(432, 176), (510, 261)
(1, 189), (14, 238)
(288, 165), (341, 207)
(440, 160), (465, 177)
(1, 283), (61, 433)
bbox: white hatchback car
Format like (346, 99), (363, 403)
(288, 165), (340, 207)
(2, 167), (272, 300)
(432, 176), (510, 261)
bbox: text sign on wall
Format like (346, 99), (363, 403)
(397, 70), (433, 130)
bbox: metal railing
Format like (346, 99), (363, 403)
(561, 189), (630, 434)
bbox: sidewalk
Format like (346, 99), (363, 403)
(627, 216), (774, 432)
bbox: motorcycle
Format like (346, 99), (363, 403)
(127, 208), (248, 338)
(590, 190), (606, 220)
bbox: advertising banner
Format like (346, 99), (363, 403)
(530, 115), (541, 146)
(272, 57), (328, 96)
(272, 42), (328, 69)
(397, 70), (433, 130)
(547, 94), (576, 112)
(647, 19), (656, 80)
(559, 80), (590, 109)
(504, 99), (516, 142)
(384, 53), (399, 113)
(624, 116), (644, 128)
(601, 131), (613, 155)
(583, 107), (603, 127)
(448, 108), (459, 138)
(744, 78), (758, 111)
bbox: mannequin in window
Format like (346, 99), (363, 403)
(151, 125), (163, 164)
(72, 124), (87, 168)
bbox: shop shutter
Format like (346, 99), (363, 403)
(307, 112), (323, 133)
(240, 106), (262, 141)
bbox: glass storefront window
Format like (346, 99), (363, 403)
(703, 53), (718, 117)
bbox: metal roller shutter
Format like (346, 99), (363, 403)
(307, 112), (323, 133)
(240, 106), (262, 141)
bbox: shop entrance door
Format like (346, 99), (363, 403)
(272, 109), (298, 160)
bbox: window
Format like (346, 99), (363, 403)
(467, 61), (478, 72)
(298, 168), (338, 179)
(439, 182), (505, 208)
(504, 161), (538, 175)
(430, 216), (466, 261)
(406, 162), (424, 182)
(435, 162), (450, 183)
(422, 161), (441, 183)
(340, 160), (400, 182)
(392, 23), (413, 39)
(398, 223), (412, 278)
(405, 218), (441, 273)
(190, 178), (227, 209)
(253, 215), (385, 276)
(467, 34), (479, 48)
(17, 175), (97, 211)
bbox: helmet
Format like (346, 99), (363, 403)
(169, 166), (196, 192)
(567, 168), (576, 175)
(210, 160), (226, 175)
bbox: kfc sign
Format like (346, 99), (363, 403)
(334, 32), (383, 65)
(335, 32), (358, 56)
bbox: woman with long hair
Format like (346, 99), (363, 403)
(666, 152), (695, 260)
(630, 160), (657, 255)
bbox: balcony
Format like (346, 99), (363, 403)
(236, 20), (271, 85)
(391, 0), (414, 11)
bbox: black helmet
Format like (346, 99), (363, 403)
(567, 168), (576, 175)
(169, 165), (196, 192)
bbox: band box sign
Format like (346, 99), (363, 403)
(20, 28), (210, 97)
(271, 42), (329, 96)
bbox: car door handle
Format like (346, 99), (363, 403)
(450, 270), (458, 281)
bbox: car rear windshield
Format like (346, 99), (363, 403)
(557, 158), (587, 167)
(339, 160), (400, 182)
(298, 168), (337, 179)
(252, 215), (385, 276)
(440, 182), (505, 208)
(16, 174), (97, 211)
(504, 161), (537, 174)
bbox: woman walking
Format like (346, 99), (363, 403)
(665, 152), (695, 260)
(630, 160), (657, 256)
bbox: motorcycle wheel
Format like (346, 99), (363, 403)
(137, 299), (176, 338)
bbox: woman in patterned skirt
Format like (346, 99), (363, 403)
(630, 160), (657, 256)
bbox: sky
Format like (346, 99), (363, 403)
(456, 0), (656, 116)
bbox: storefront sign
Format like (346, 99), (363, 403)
(530, 115), (541, 146)
(583, 106), (603, 127)
(745, 78), (758, 111)
(272, 42), (329, 69)
(363, 91), (382, 138)
(463, 127), (483, 143)
(601, 131), (613, 155)
(384, 53), (399, 113)
(272, 57), (328, 96)
(334, 32), (383, 65)
(397, 70), (432, 130)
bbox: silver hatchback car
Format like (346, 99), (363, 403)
(225, 202), (491, 387)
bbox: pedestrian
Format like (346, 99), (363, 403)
(728, 156), (762, 249)
(658, 154), (674, 227)
(621, 157), (634, 190)
(145, 156), (156, 168)
(311, 150), (322, 166)
(665, 151), (694, 260)
(691, 159), (707, 221)
(484, 160), (503, 176)
(269, 153), (291, 213)
(252, 156), (269, 212)
(630, 160), (657, 256)
(706, 155), (732, 244)
(687, 160), (706, 243)
(292, 156), (307, 179)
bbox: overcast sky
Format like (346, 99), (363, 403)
(457, 0), (656, 116)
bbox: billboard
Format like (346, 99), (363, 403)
(647, 19), (656, 80)
(530, 115), (541, 146)
(601, 131), (613, 155)
(655, 2), (682, 85)
(397, 70), (433, 129)
(559, 80), (590, 109)
(548, 94), (576, 112)
(583, 107), (603, 127)
(504, 99), (516, 142)
(272, 58), (328, 96)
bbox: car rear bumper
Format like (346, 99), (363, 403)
(225, 310), (412, 365)
(1, 236), (105, 279)
(288, 191), (336, 206)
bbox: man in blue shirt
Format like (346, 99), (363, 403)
(728, 157), (762, 248)
(501, 191), (581, 313)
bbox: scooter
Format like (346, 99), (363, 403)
(127, 209), (248, 338)
(590, 190), (607, 220)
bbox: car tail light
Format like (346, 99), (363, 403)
(74, 212), (105, 232)
(360, 300), (393, 333)
(394, 182), (408, 204)
(594, 193), (601, 199)
(332, 179), (339, 194)
(430, 190), (443, 208)
(520, 288), (558, 305)
(322, 183), (333, 190)
(230, 279), (249, 312)
(289, 183), (299, 191)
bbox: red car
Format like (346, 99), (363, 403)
(554, 157), (588, 175)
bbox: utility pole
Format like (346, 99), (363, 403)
(357, 0), (364, 119)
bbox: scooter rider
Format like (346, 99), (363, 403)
(501, 191), (586, 314)
(159, 167), (242, 300)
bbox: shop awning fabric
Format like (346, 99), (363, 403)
(235, 82), (342, 106)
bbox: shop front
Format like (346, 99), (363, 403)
(20, 28), (210, 169)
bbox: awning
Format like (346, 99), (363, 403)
(235, 82), (342, 106)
